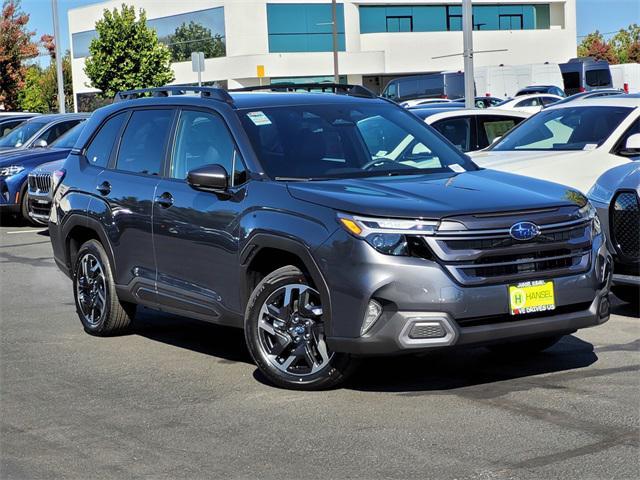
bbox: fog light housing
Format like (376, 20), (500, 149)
(361, 300), (382, 335)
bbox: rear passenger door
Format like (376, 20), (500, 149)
(94, 108), (175, 299)
(152, 108), (248, 322)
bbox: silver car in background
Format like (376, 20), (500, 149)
(589, 162), (640, 306)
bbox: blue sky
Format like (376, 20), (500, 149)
(22, 0), (640, 65)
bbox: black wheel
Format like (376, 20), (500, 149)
(73, 239), (136, 336)
(612, 285), (639, 308)
(20, 184), (39, 226)
(487, 335), (563, 356)
(244, 266), (357, 390)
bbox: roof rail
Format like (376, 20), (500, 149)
(229, 83), (378, 99)
(113, 86), (235, 105)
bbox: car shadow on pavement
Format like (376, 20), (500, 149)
(132, 307), (253, 365)
(345, 335), (599, 394)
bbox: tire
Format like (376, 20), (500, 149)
(20, 184), (40, 226)
(487, 335), (563, 356)
(612, 285), (639, 308)
(72, 239), (136, 336)
(244, 265), (357, 390)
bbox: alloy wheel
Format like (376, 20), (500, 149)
(257, 283), (333, 376)
(76, 253), (107, 326)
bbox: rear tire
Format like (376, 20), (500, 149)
(244, 265), (357, 390)
(487, 335), (563, 356)
(73, 239), (136, 336)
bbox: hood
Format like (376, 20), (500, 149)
(30, 158), (66, 175)
(286, 169), (587, 219)
(469, 149), (629, 193)
(0, 148), (71, 169)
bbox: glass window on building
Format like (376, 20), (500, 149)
(267, 3), (345, 53)
(71, 7), (226, 61)
(360, 4), (551, 34)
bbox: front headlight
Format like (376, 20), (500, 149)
(0, 165), (25, 177)
(579, 201), (601, 235)
(337, 213), (437, 256)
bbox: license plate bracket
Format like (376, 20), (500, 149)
(508, 280), (555, 315)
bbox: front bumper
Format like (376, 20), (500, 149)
(317, 229), (612, 355)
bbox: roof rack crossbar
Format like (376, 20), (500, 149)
(229, 83), (377, 99)
(113, 86), (235, 105)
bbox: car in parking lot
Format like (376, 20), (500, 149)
(0, 121), (86, 223)
(0, 113), (40, 138)
(471, 96), (640, 193)
(515, 85), (566, 97)
(491, 93), (563, 114)
(410, 108), (530, 152)
(49, 84), (611, 390)
(548, 89), (626, 106)
(589, 163), (639, 307)
(0, 113), (87, 155)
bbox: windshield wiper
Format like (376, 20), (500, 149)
(274, 176), (330, 182)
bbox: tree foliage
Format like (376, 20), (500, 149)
(578, 24), (640, 64)
(167, 21), (225, 62)
(84, 4), (174, 99)
(0, 0), (38, 110)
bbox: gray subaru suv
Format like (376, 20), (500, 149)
(49, 85), (612, 390)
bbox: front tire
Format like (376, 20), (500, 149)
(20, 185), (40, 226)
(487, 335), (563, 356)
(73, 239), (136, 336)
(244, 266), (356, 390)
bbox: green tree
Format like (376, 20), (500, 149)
(17, 65), (48, 112)
(84, 4), (174, 99)
(610, 24), (640, 64)
(167, 21), (225, 62)
(577, 30), (617, 63)
(0, 0), (38, 110)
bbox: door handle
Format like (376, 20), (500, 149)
(96, 181), (111, 195)
(154, 192), (174, 209)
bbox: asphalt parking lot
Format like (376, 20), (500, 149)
(0, 219), (638, 480)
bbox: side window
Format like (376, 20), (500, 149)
(432, 117), (472, 152)
(614, 118), (640, 156)
(477, 115), (523, 148)
(36, 120), (80, 146)
(116, 109), (173, 176)
(516, 98), (539, 108)
(85, 112), (127, 167)
(171, 110), (243, 183)
(541, 96), (558, 106)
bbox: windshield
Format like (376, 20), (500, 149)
(491, 106), (631, 152)
(237, 103), (476, 180)
(0, 120), (47, 148)
(50, 122), (85, 149)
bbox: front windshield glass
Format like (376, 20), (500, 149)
(237, 103), (476, 179)
(491, 106), (631, 151)
(50, 122), (85, 149)
(0, 120), (47, 148)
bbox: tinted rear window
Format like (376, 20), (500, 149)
(586, 69), (612, 87)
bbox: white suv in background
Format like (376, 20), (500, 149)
(491, 93), (563, 114)
(471, 95), (640, 193)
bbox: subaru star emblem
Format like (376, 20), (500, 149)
(509, 221), (540, 241)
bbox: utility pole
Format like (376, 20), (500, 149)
(462, 0), (474, 109)
(331, 0), (339, 83)
(51, 0), (65, 113)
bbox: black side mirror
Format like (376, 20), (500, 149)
(187, 164), (229, 192)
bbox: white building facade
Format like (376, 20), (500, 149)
(68, 0), (577, 105)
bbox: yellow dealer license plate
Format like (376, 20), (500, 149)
(508, 280), (555, 315)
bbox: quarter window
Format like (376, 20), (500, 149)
(116, 109), (173, 175)
(85, 113), (127, 167)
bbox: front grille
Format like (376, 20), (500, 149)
(424, 219), (593, 286)
(28, 173), (52, 194)
(456, 302), (592, 328)
(611, 191), (640, 261)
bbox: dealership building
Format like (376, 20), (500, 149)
(68, 0), (577, 107)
